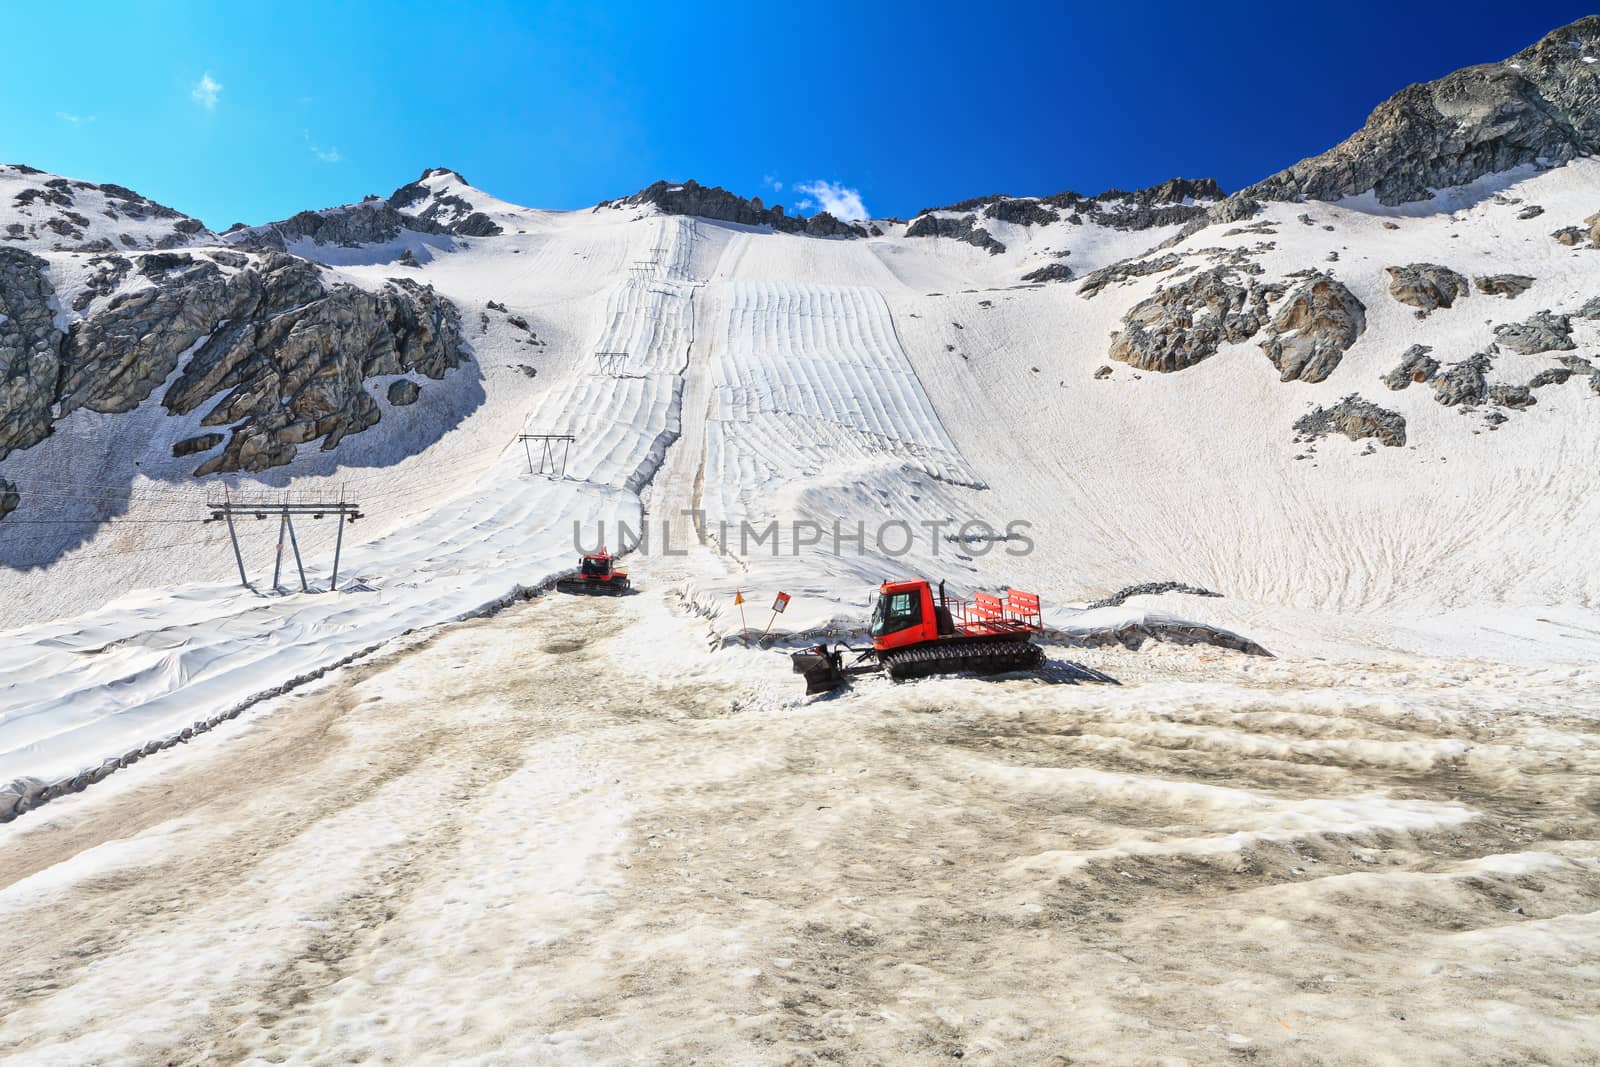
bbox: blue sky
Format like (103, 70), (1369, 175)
(4, 1), (1593, 227)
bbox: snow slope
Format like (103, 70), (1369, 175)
(3, 159), (1600, 796)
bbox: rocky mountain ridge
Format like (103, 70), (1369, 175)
(597, 179), (875, 238)
(1238, 15), (1600, 207)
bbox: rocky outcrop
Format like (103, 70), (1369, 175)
(599, 179), (867, 238)
(1383, 344), (1440, 389)
(1079, 254), (1182, 298)
(1488, 383), (1537, 409)
(387, 379), (421, 405)
(1236, 17), (1600, 207)
(1385, 263), (1468, 314)
(1020, 263), (1074, 283)
(2, 245), (468, 480)
(1087, 581), (1222, 609)
(235, 203), (450, 252)
(1576, 296), (1600, 319)
(166, 274), (466, 475)
(1550, 210), (1600, 248)
(1431, 354), (1493, 406)
(0, 248), (65, 460)
(904, 213), (1005, 254)
(1294, 395), (1407, 447)
(1493, 310), (1575, 354)
(1527, 367), (1574, 389)
(1259, 274), (1366, 383)
(918, 178), (1223, 233)
(1108, 268), (1282, 373)
(387, 169), (502, 236)
(1475, 274), (1535, 298)
(171, 432), (223, 457)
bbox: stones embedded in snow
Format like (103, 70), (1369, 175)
(1259, 273), (1366, 383)
(1548, 212), (1600, 248)
(1020, 262), (1074, 283)
(1385, 263), (1469, 315)
(388, 379), (422, 405)
(1488, 383), (1537, 409)
(1526, 367), (1574, 389)
(1493, 310), (1575, 354)
(1383, 344), (1440, 390)
(1293, 395), (1408, 447)
(1474, 274), (1535, 298)
(1517, 205), (1546, 219)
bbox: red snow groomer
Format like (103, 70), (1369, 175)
(555, 549), (631, 595)
(791, 578), (1045, 694)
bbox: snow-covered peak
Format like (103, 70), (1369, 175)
(0, 164), (216, 252)
(386, 167), (505, 236)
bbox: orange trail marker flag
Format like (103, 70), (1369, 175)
(735, 589), (749, 646)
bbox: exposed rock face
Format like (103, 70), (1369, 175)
(1432, 354), (1493, 406)
(71, 254), (132, 312)
(1108, 268), (1280, 373)
(1236, 16), (1600, 206)
(387, 379), (421, 405)
(904, 213), (1005, 254)
(1383, 344), (1440, 389)
(0, 248), (65, 460)
(1475, 274), (1535, 298)
(171, 432), (223, 457)
(1385, 263), (1468, 314)
(1518, 205), (1545, 219)
(599, 179), (867, 238)
(1493, 310), (1575, 354)
(1259, 274), (1366, 383)
(166, 274), (466, 475)
(1577, 296), (1600, 319)
(1294, 395), (1407, 447)
(1, 244), (468, 480)
(0, 476), (18, 521)
(1020, 263), (1074, 283)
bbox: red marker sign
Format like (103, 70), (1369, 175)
(772, 591), (791, 614)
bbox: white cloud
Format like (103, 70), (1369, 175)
(56, 112), (95, 125)
(762, 174), (783, 192)
(793, 179), (869, 221)
(191, 72), (223, 110)
(304, 133), (341, 163)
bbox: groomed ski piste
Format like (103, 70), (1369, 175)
(2, 163), (1600, 1063)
